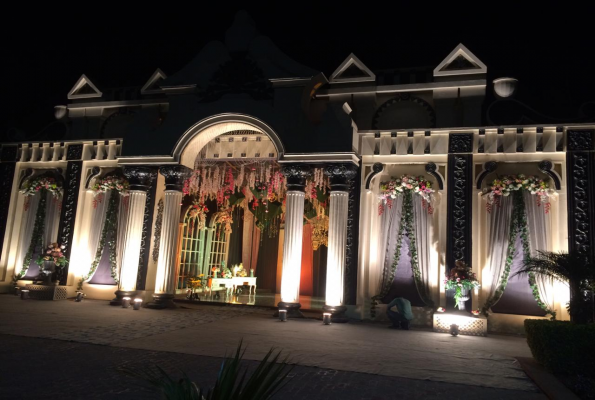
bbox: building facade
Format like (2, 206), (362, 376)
(2, 14), (593, 333)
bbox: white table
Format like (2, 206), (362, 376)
(210, 277), (257, 296)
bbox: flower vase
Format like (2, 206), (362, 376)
(213, 271), (218, 279)
(457, 289), (470, 310)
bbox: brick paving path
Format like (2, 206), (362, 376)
(38, 306), (265, 345)
(0, 334), (544, 400)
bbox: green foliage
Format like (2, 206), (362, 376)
(125, 340), (293, 400)
(13, 191), (47, 283)
(482, 191), (556, 318)
(228, 190), (245, 207)
(371, 190), (434, 318)
(524, 320), (595, 378)
(78, 191), (121, 290)
(514, 250), (594, 324)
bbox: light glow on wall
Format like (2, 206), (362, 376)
(119, 191), (148, 292)
(280, 191), (305, 304)
(325, 191), (348, 307)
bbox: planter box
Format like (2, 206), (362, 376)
(25, 284), (67, 301)
(433, 312), (487, 336)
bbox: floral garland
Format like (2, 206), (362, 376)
(183, 164), (330, 243)
(371, 190), (434, 318)
(20, 176), (63, 198)
(20, 176), (63, 211)
(13, 192), (47, 283)
(78, 191), (121, 290)
(36, 243), (68, 268)
(91, 176), (129, 208)
(187, 202), (209, 230)
(213, 208), (233, 235)
(484, 174), (553, 214)
(378, 175), (434, 215)
(482, 190), (556, 318)
(444, 261), (480, 309)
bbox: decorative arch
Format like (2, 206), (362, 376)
(19, 168), (64, 190)
(172, 113), (285, 168)
(372, 94), (436, 130)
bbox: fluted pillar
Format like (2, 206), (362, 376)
(278, 164), (312, 318)
(110, 167), (155, 306)
(147, 165), (191, 309)
(323, 164), (358, 322)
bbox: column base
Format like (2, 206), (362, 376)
(275, 302), (303, 318)
(146, 293), (176, 309)
(109, 290), (138, 306)
(322, 305), (349, 323)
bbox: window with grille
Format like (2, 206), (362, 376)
(177, 212), (207, 289)
(207, 223), (229, 271)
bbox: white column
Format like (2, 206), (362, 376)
(110, 166), (155, 305)
(154, 190), (183, 296)
(280, 191), (306, 304)
(325, 191), (349, 307)
(117, 191), (147, 292)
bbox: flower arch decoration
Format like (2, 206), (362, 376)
(484, 174), (554, 213)
(90, 175), (130, 208)
(378, 174), (435, 215)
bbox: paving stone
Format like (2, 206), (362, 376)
(0, 334), (545, 399)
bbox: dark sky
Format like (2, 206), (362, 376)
(3, 4), (595, 140)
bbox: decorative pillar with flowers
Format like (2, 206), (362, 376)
(148, 165), (192, 309)
(109, 167), (154, 306)
(323, 163), (358, 322)
(277, 164), (312, 318)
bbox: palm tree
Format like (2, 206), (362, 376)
(512, 251), (594, 324)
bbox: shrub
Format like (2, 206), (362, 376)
(524, 319), (595, 378)
(125, 340), (292, 399)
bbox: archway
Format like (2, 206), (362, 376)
(173, 114), (327, 309)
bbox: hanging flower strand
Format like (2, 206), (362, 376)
(378, 175), (435, 215)
(484, 174), (553, 213)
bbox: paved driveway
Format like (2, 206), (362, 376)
(0, 296), (542, 398)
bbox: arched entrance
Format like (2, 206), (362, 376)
(173, 114), (327, 308)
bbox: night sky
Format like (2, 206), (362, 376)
(3, 5), (595, 140)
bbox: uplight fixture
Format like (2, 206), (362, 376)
(323, 312), (332, 325)
(450, 323), (459, 336)
(122, 297), (131, 308)
(279, 309), (287, 321)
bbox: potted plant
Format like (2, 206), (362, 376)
(444, 260), (480, 310)
(36, 243), (68, 285)
(185, 274), (205, 301)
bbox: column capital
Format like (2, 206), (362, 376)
(281, 164), (312, 192)
(159, 165), (192, 191)
(123, 166), (157, 191)
(324, 164), (358, 192)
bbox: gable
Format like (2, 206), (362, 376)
(330, 53), (376, 83)
(433, 44), (487, 77)
(141, 68), (167, 94)
(68, 74), (102, 100)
